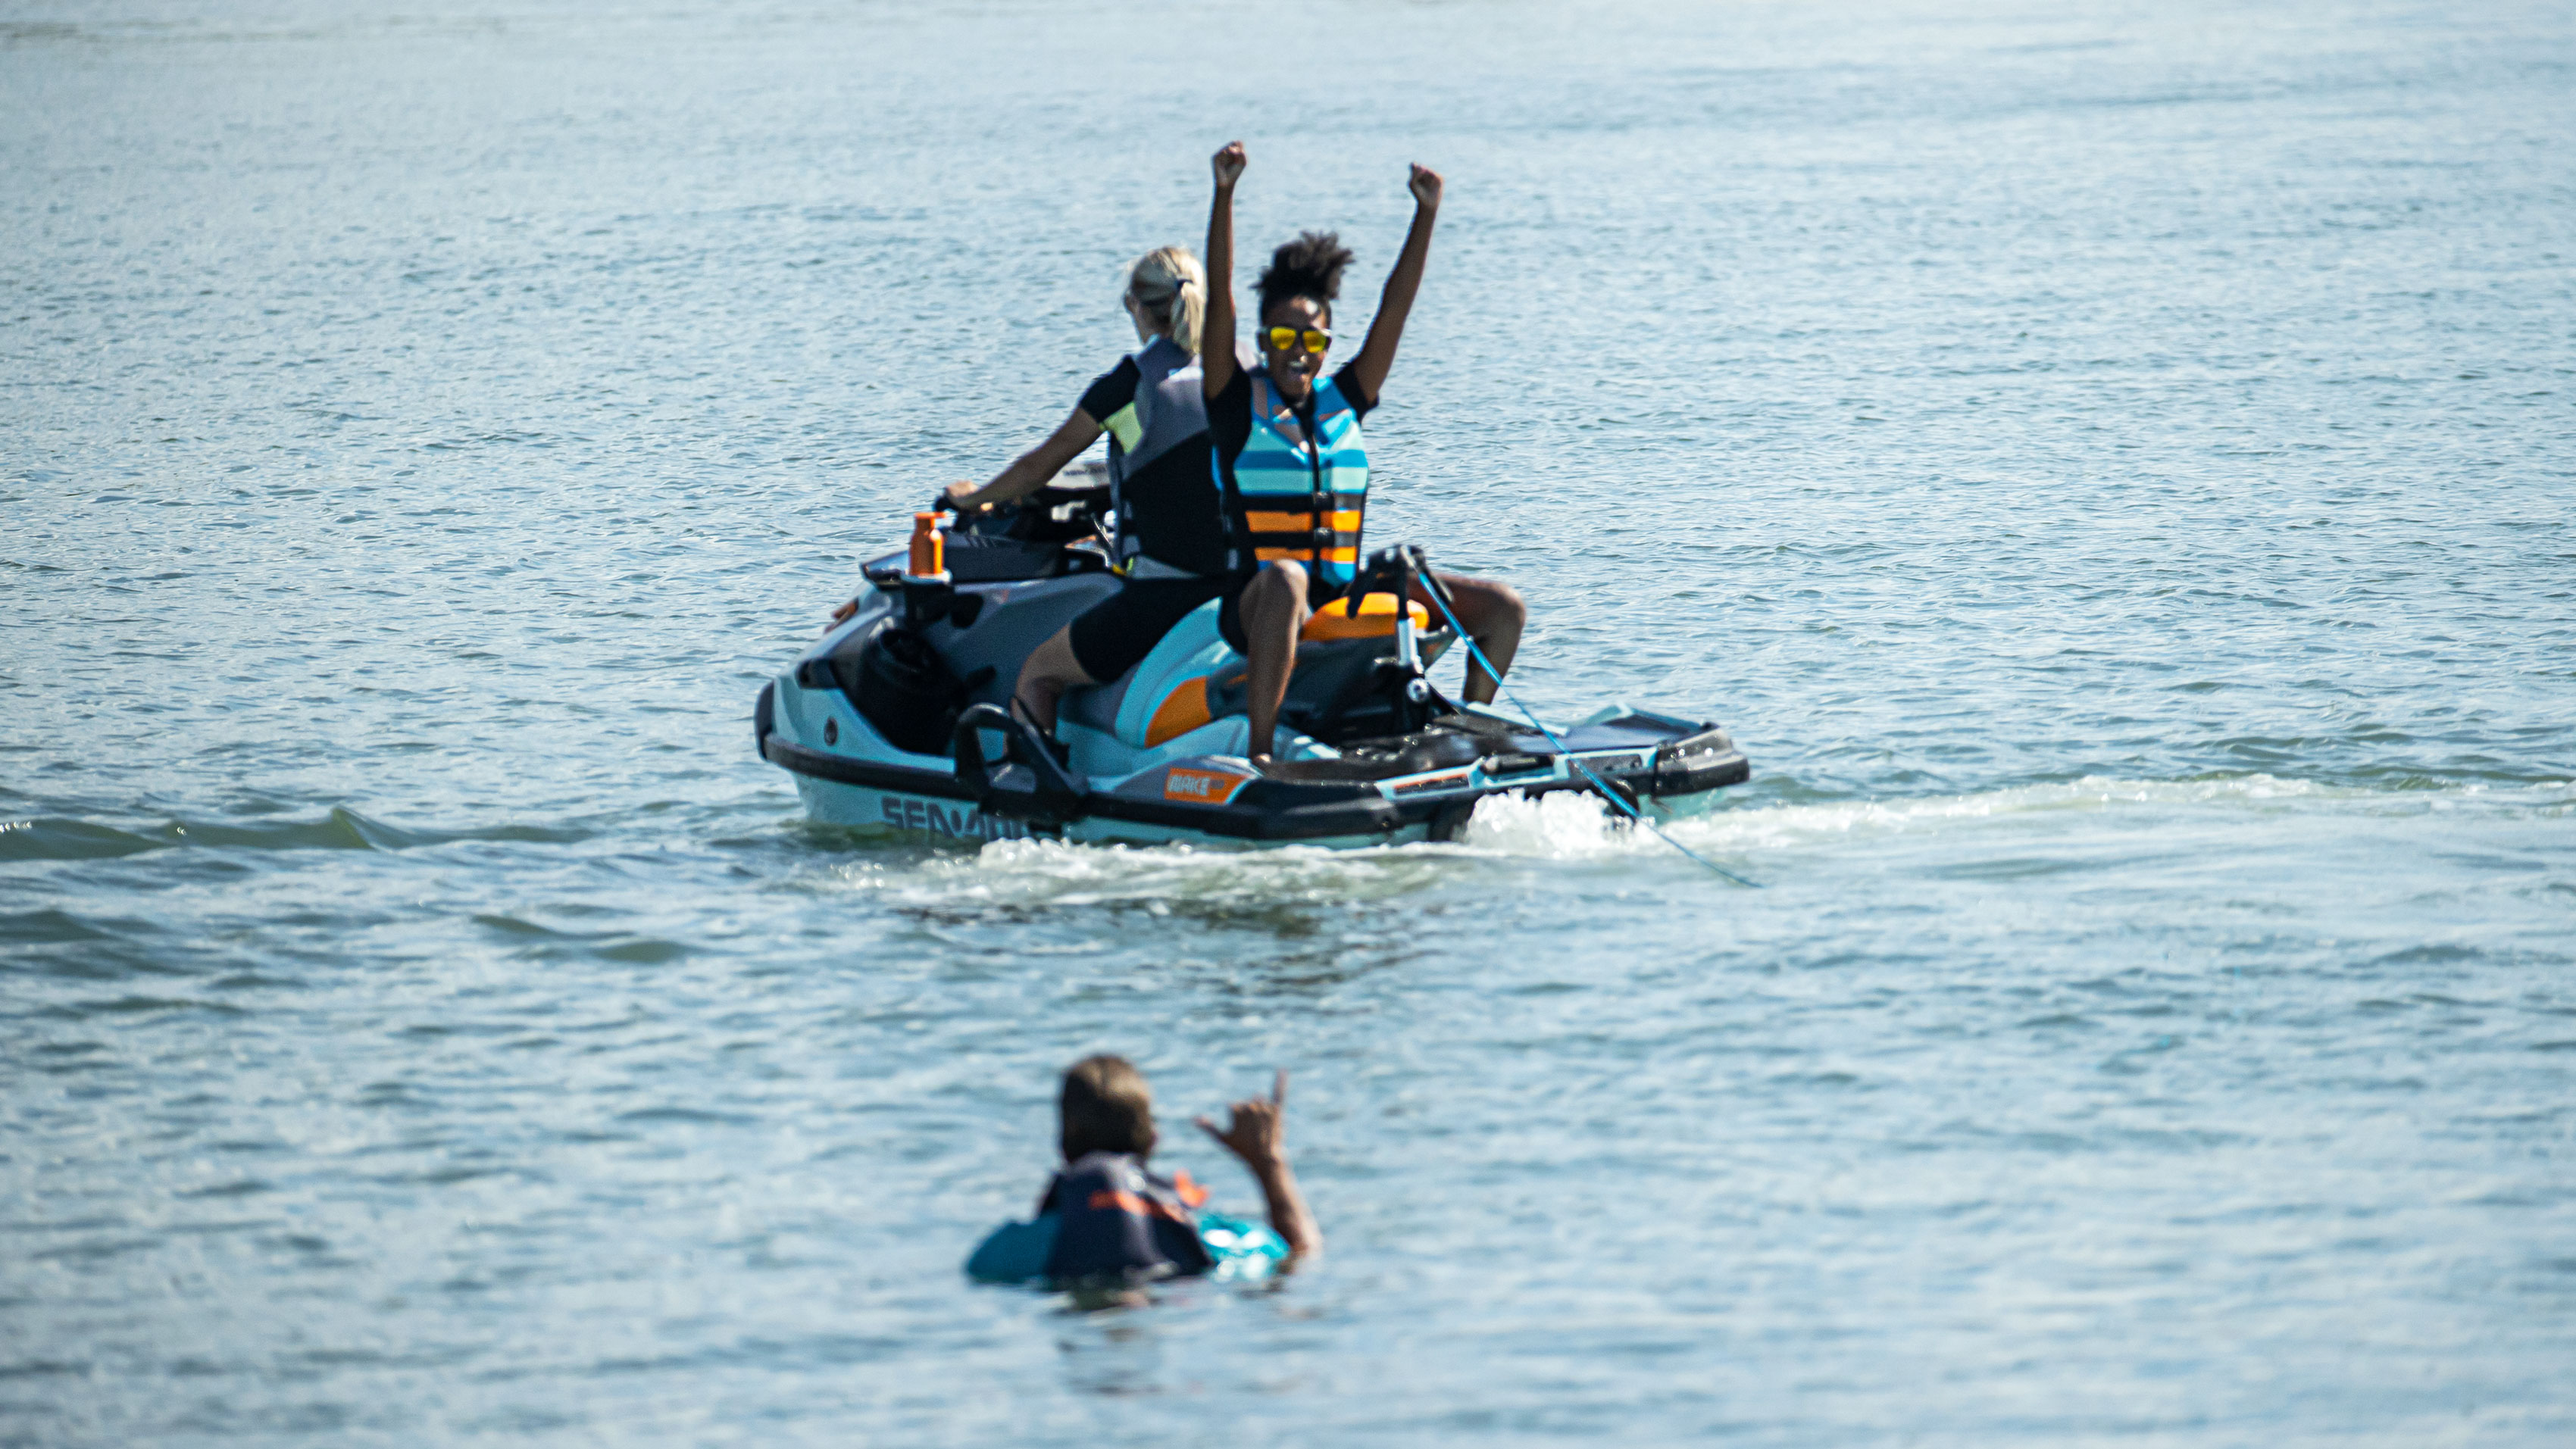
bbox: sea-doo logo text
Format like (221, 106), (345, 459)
(880, 795), (1028, 842)
(1165, 767), (1252, 804)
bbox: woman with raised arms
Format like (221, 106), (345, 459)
(1200, 141), (1528, 764)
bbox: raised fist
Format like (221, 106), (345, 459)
(1408, 163), (1443, 210)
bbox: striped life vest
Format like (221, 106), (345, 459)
(1230, 371), (1369, 592)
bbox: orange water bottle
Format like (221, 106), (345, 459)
(908, 511), (946, 579)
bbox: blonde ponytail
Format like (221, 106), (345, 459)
(1126, 245), (1206, 357)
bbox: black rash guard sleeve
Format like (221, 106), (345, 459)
(1077, 357), (1142, 423)
(1331, 361), (1377, 420)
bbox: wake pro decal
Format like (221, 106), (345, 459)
(880, 795), (1030, 841)
(1163, 767), (1254, 805)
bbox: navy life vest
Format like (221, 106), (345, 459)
(1097, 337), (1230, 579)
(1229, 369), (1369, 593)
(1038, 1151), (1215, 1285)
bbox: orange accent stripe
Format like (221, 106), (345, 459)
(1144, 676), (1215, 748)
(1254, 546), (1311, 562)
(1086, 1188), (1191, 1222)
(1173, 1170), (1209, 1208)
(1317, 592), (1415, 620)
(1302, 594), (1432, 641)
(1243, 510), (1361, 535)
(1324, 546), (1358, 564)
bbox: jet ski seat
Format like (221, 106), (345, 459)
(1057, 598), (1243, 750)
(1301, 592), (1430, 640)
(1057, 592), (1433, 751)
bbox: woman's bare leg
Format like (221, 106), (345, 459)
(1414, 572), (1527, 704)
(1240, 562), (1310, 761)
(1011, 626), (1096, 735)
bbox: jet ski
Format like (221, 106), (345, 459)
(754, 464), (1750, 847)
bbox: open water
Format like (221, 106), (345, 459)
(5, 1), (2573, 1442)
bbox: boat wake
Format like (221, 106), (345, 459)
(1477, 772), (2570, 861)
(801, 773), (2576, 902)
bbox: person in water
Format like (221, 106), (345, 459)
(1006, 1055), (1319, 1287)
(930, 245), (1246, 736)
(1202, 140), (1529, 763)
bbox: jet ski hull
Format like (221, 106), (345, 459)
(759, 674), (1748, 850)
(755, 496), (1750, 848)
(785, 770), (1422, 850)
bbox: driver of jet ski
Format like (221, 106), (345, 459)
(1201, 141), (1529, 764)
(928, 245), (1248, 740)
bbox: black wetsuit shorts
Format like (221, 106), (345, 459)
(1065, 574), (1251, 683)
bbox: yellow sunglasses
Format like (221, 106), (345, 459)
(1263, 325), (1332, 354)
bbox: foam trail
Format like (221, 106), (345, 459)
(1457, 790), (1632, 858)
(1449, 773), (2574, 866)
(1658, 773), (2576, 857)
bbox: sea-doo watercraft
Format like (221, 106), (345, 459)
(755, 466), (1749, 846)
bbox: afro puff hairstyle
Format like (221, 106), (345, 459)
(1255, 230), (1355, 323)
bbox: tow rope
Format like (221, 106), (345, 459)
(1415, 574), (1758, 888)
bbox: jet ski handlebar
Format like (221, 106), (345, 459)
(1340, 545), (1451, 731)
(951, 703), (1087, 824)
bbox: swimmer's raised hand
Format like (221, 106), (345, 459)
(1212, 141), (1247, 190)
(1408, 163), (1443, 212)
(1196, 1068), (1289, 1169)
(1197, 1070), (1319, 1257)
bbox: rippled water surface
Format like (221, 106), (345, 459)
(5, 0), (2573, 1442)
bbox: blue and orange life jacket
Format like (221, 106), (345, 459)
(1228, 371), (1370, 593)
(1036, 1151), (1214, 1285)
(963, 1154), (1293, 1286)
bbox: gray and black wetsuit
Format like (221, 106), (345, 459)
(1063, 337), (1245, 682)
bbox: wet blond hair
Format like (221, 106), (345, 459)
(1125, 245), (1205, 357)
